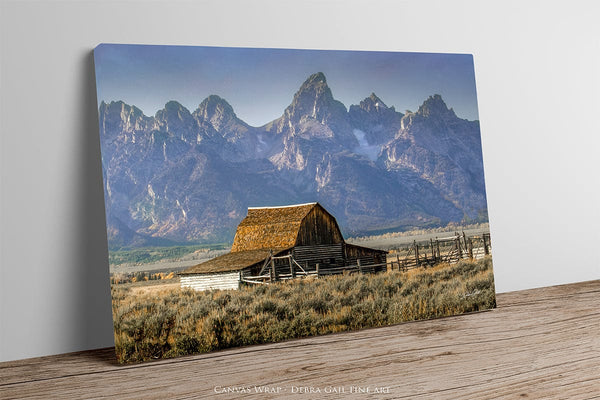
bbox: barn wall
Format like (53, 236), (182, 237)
(345, 245), (386, 265)
(296, 205), (344, 247)
(180, 271), (241, 291)
(293, 243), (345, 271)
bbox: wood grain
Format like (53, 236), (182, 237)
(1, 280), (599, 399)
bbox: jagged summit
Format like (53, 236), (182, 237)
(348, 93), (403, 146)
(267, 72), (350, 140)
(101, 100), (144, 115)
(98, 100), (149, 139)
(291, 72), (335, 112)
(417, 94), (456, 118)
(303, 71), (327, 85)
(360, 93), (389, 112)
(196, 95), (236, 119)
(194, 94), (245, 133)
(369, 92), (383, 103)
(154, 101), (196, 140)
(156, 100), (192, 122)
(163, 100), (189, 111)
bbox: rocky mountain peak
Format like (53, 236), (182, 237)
(101, 100), (144, 118)
(265, 72), (352, 143)
(417, 94), (456, 118)
(99, 100), (148, 136)
(304, 71), (327, 85)
(154, 101), (197, 141)
(348, 93), (403, 146)
(165, 100), (188, 111)
(156, 101), (192, 121)
(286, 72), (340, 121)
(194, 95), (243, 133)
(359, 93), (389, 112)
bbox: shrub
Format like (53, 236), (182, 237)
(112, 256), (496, 363)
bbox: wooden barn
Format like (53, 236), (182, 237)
(179, 202), (387, 291)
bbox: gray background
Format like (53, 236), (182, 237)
(1, 0), (598, 362)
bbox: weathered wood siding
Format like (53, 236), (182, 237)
(345, 244), (386, 265)
(344, 243), (387, 272)
(180, 271), (240, 291)
(296, 205), (344, 247)
(293, 243), (345, 271)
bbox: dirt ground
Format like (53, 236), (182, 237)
(115, 278), (182, 296)
(347, 226), (489, 249)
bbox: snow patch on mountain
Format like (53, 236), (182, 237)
(352, 129), (380, 161)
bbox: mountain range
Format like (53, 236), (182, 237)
(98, 72), (487, 249)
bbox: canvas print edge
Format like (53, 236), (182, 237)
(94, 44), (496, 364)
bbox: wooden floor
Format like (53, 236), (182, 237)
(1, 281), (599, 399)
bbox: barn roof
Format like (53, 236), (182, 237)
(345, 243), (388, 254)
(179, 248), (290, 274)
(230, 202), (319, 252)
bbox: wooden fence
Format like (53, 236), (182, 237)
(240, 232), (491, 285)
(387, 232), (491, 271)
(241, 254), (387, 285)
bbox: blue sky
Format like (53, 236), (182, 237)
(94, 44), (480, 127)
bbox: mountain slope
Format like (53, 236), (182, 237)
(98, 74), (487, 248)
(380, 95), (486, 216)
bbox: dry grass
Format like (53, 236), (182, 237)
(111, 257), (495, 363)
(111, 271), (176, 285)
(348, 222), (489, 244)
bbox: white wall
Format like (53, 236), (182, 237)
(180, 272), (241, 291)
(1, 0), (598, 362)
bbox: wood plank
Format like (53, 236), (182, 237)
(180, 271), (241, 291)
(1, 280), (599, 399)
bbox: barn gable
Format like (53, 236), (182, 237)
(230, 202), (343, 252)
(296, 204), (344, 247)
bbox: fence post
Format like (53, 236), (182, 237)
(316, 263), (320, 277)
(436, 238), (441, 261)
(414, 240), (420, 266)
(289, 256), (296, 278)
(468, 238), (473, 259)
(430, 238), (435, 262)
(396, 254), (400, 271)
(270, 257), (278, 282)
(483, 234), (489, 255)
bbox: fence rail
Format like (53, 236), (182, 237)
(387, 231), (491, 272)
(241, 231), (491, 285)
(242, 259), (389, 285)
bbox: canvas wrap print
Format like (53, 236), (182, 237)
(94, 44), (496, 364)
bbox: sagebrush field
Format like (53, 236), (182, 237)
(112, 257), (495, 363)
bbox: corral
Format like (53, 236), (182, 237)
(179, 203), (387, 291)
(387, 231), (492, 271)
